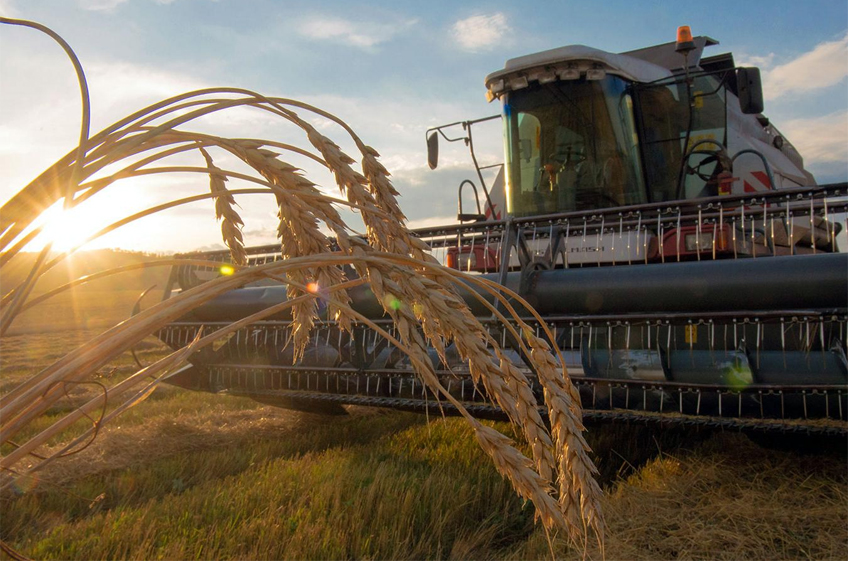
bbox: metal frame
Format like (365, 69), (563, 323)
(426, 115), (500, 217)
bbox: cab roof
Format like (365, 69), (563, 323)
(484, 36), (719, 100)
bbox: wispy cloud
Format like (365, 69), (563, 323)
(77, 0), (202, 11)
(88, 60), (207, 101)
(451, 13), (511, 52)
(736, 53), (774, 68)
(297, 15), (417, 51)
(407, 215), (458, 229)
(77, 0), (129, 11)
(781, 109), (848, 165)
(0, 0), (21, 16)
(740, 32), (848, 101)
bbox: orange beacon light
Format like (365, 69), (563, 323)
(676, 25), (695, 54)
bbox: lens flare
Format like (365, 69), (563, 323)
(11, 472), (39, 495)
(384, 295), (402, 310)
(220, 265), (235, 275)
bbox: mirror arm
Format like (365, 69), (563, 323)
(465, 124), (496, 218)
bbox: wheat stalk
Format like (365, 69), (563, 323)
(1, 277), (365, 485)
(0, 18), (604, 550)
(356, 251), (606, 543)
(239, 106), (600, 539)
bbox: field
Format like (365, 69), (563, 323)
(1, 274), (847, 560)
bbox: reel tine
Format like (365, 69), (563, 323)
(810, 195), (816, 254)
(763, 200), (768, 250)
(597, 215), (604, 266)
(610, 215), (617, 265)
(696, 206), (702, 261)
(676, 208), (681, 262)
(635, 211), (642, 260)
(781, 317), (787, 369)
(823, 195), (832, 247)
(582, 215), (588, 245)
(484, 228), (490, 273)
(750, 199), (757, 258)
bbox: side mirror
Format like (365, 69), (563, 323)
(520, 139), (532, 162)
(427, 131), (439, 170)
(737, 67), (764, 115)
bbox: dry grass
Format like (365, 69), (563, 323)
(1, 318), (844, 560)
(2, 388), (844, 561)
(507, 432), (848, 560)
(1, 288), (156, 336)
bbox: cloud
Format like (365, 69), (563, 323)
(76, 0), (204, 11)
(780, 109), (848, 165)
(0, 52), (232, 204)
(297, 15), (417, 51)
(735, 53), (775, 68)
(407, 215), (458, 229)
(451, 13), (511, 52)
(77, 0), (128, 11)
(740, 32), (848, 101)
(0, 0), (20, 16)
(87, 60), (208, 104)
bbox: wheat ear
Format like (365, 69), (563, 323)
(199, 146), (246, 266)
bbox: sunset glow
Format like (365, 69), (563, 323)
(2, 1), (845, 254)
(36, 205), (101, 253)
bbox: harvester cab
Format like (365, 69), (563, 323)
(429, 28), (836, 269)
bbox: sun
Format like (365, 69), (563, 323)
(36, 205), (101, 253)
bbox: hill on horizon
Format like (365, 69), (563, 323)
(1, 248), (173, 295)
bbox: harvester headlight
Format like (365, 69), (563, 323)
(684, 232), (713, 252)
(458, 252), (477, 271)
(537, 70), (557, 84)
(510, 75), (529, 90)
(586, 66), (606, 81)
(558, 67), (580, 80)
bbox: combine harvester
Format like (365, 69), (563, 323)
(157, 28), (847, 437)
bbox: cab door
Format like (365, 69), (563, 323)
(635, 74), (728, 202)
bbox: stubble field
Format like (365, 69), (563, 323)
(1, 285), (846, 560)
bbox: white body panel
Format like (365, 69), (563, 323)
(511, 230), (656, 267)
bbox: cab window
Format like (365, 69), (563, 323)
(636, 74), (728, 202)
(504, 76), (646, 217)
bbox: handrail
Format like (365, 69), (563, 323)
(174, 182), (846, 262)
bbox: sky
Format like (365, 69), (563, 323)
(1, 0), (846, 254)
